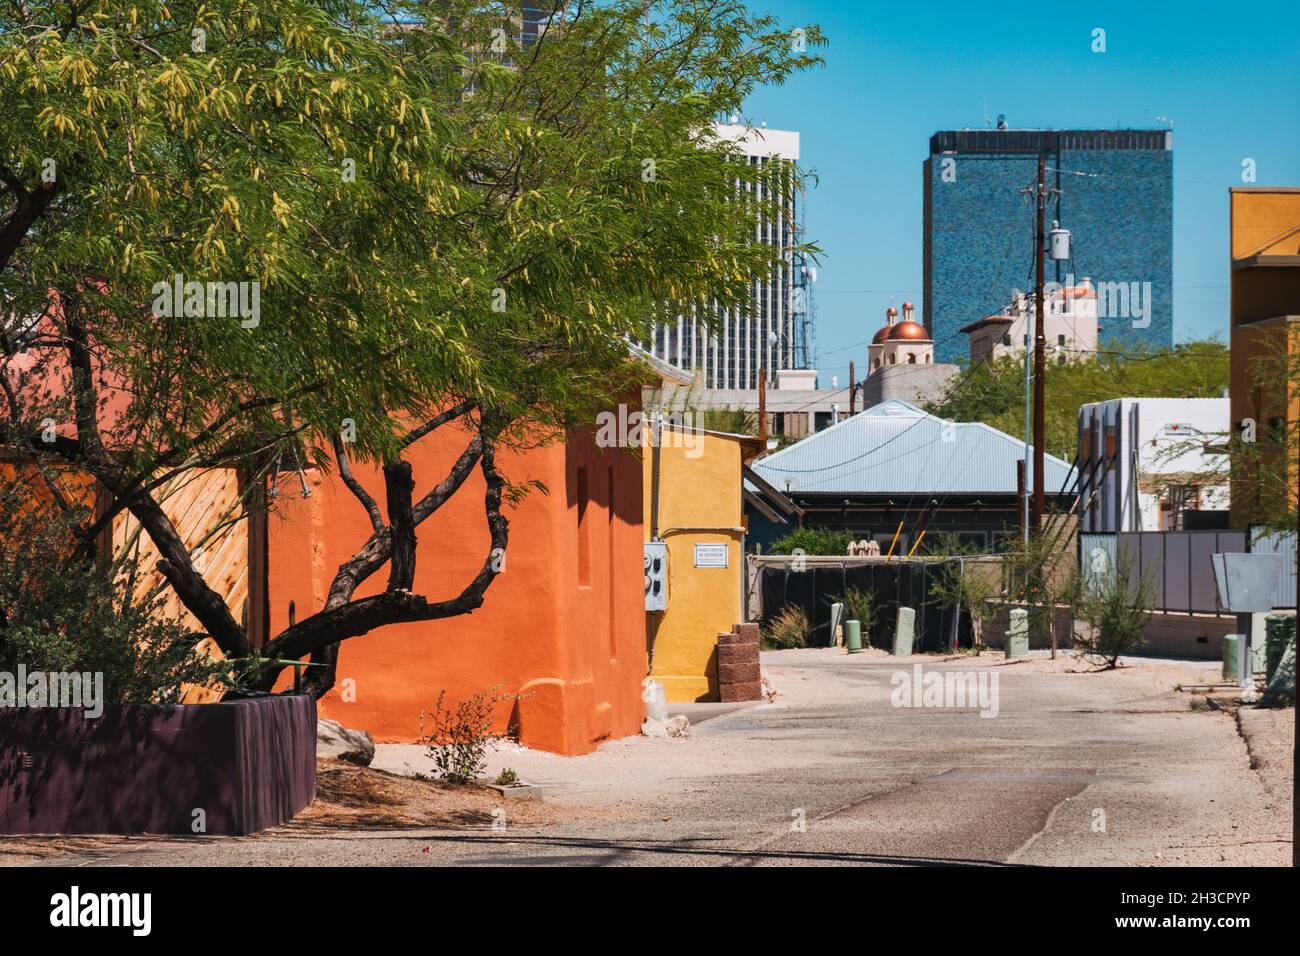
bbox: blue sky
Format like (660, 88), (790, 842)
(741, 0), (1300, 386)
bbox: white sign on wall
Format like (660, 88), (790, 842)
(693, 543), (729, 568)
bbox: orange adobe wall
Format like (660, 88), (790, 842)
(265, 423), (647, 755)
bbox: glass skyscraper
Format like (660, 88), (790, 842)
(924, 128), (1173, 363)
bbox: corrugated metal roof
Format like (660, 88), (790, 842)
(751, 399), (1076, 496)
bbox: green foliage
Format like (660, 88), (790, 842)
(762, 604), (811, 650)
(421, 684), (501, 785)
(0, 1), (825, 672)
(1074, 554), (1154, 669)
(0, 483), (241, 703)
(1002, 531), (1079, 657)
(833, 586), (879, 634)
(927, 557), (1002, 652)
(701, 407), (757, 436)
(494, 767), (519, 787)
(930, 341), (1229, 461)
(768, 527), (851, 556)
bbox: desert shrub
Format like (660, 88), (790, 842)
(762, 604), (812, 649)
(0, 482), (243, 703)
(832, 586), (880, 645)
(927, 559), (1002, 654)
(768, 527), (852, 556)
(421, 684), (501, 784)
(1073, 555), (1154, 668)
(495, 768), (519, 786)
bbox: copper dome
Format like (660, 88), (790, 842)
(887, 320), (930, 341)
(872, 307), (899, 344)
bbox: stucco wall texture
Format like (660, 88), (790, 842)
(645, 430), (750, 702)
(925, 142), (1173, 362)
(266, 424), (647, 756)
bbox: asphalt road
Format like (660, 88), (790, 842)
(13, 649), (1293, 866)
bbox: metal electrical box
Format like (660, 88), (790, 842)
(644, 541), (667, 612)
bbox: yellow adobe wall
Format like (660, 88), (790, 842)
(1230, 189), (1300, 260)
(644, 429), (747, 702)
(1229, 189), (1300, 525)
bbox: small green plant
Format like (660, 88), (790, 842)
(420, 684), (501, 785)
(762, 604), (812, 649)
(1073, 554), (1154, 669)
(768, 527), (852, 556)
(1001, 530), (1078, 659)
(927, 557), (1002, 654)
(0, 484), (248, 703)
(832, 586), (879, 644)
(495, 768), (519, 786)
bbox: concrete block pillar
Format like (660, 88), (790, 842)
(1005, 608), (1029, 659)
(892, 607), (915, 656)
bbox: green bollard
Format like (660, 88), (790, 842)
(893, 607), (916, 656)
(845, 619), (863, 654)
(1223, 634), (1240, 681)
(1005, 608), (1029, 659)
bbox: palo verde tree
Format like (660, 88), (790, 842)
(1, 0), (824, 695)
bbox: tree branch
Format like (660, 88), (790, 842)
(400, 398), (476, 449)
(384, 459), (415, 592)
(333, 432), (384, 532)
(124, 491), (251, 658)
(258, 429), (508, 683)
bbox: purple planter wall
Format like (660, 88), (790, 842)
(0, 695), (316, 836)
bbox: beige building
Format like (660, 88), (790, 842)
(862, 303), (959, 407)
(867, 302), (935, 371)
(961, 279), (1099, 366)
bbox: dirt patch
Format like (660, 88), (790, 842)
(1235, 707), (1296, 808)
(282, 759), (573, 831)
(0, 834), (153, 866)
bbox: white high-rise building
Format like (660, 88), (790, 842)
(646, 123), (814, 391)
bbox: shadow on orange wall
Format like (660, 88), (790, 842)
(266, 423), (646, 756)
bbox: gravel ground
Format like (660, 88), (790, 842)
(2, 648), (1292, 866)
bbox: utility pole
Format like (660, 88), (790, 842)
(848, 361), (856, 415)
(1294, 409), (1299, 866)
(1017, 459), (1026, 540)
(1031, 153), (1047, 535)
(757, 366), (767, 447)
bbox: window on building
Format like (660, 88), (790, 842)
(907, 354), (916, 364)
(576, 466), (590, 586)
(1001, 333), (1011, 346)
(607, 465), (617, 659)
(1057, 334), (1066, 346)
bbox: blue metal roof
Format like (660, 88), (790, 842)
(751, 399), (1076, 496)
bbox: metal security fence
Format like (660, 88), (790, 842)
(1246, 529), (1297, 609)
(750, 556), (965, 653)
(1079, 531), (1248, 615)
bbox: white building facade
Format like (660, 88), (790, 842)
(645, 124), (813, 391)
(1078, 397), (1231, 533)
(962, 279), (1099, 366)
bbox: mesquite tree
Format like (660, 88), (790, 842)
(1, 1), (822, 695)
